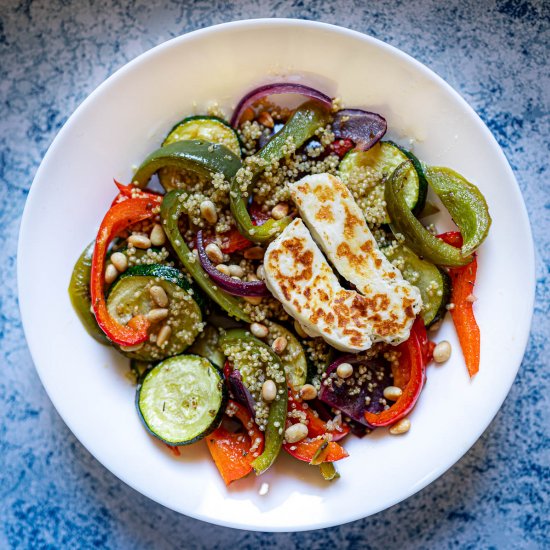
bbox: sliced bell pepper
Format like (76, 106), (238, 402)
(284, 436), (348, 464)
(160, 190), (251, 322)
(111, 180), (161, 205)
(90, 195), (162, 346)
(385, 161), (473, 267)
(438, 231), (480, 377)
(230, 100), (331, 244)
(426, 167), (491, 257)
(219, 329), (288, 475)
(218, 203), (269, 253)
(364, 321), (425, 427)
(206, 400), (265, 485)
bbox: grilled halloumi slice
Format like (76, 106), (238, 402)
(289, 173), (422, 345)
(264, 218), (382, 351)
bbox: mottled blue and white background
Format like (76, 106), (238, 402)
(1, 1), (549, 548)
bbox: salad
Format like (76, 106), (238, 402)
(69, 82), (491, 484)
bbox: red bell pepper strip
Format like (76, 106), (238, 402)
(285, 436), (349, 464)
(111, 180), (161, 205)
(364, 322), (425, 427)
(329, 138), (354, 158)
(438, 231), (480, 377)
(218, 203), (271, 254)
(206, 400), (265, 485)
(90, 195), (162, 346)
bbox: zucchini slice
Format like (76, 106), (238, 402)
(160, 116), (241, 190)
(137, 354), (227, 445)
(383, 243), (451, 327)
(338, 141), (427, 225)
(265, 322), (308, 388)
(107, 265), (204, 361)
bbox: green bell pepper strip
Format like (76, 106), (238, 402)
(230, 100), (331, 244)
(385, 161), (472, 267)
(160, 190), (251, 322)
(220, 329), (288, 475)
(131, 139), (242, 189)
(424, 166), (491, 257)
(68, 241), (110, 345)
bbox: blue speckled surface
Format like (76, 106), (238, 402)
(1, 1), (549, 547)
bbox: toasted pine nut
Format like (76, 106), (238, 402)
(228, 264), (245, 278)
(383, 386), (403, 401)
(216, 264), (231, 276)
(205, 242), (224, 264)
(261, 380), (277, 402)
(433, 340), (452, 363)
(294, 320), (308, 339)
(247, 273), (259, 282)
(256, 265), (265, 280)
(389, 418), (411, 435)
(244, 296), (263, 305)
(466, 294), (477, 302)
(105, 263), (118, 284)
(146, 308), (169, 323)
(271, 203), (289, 220)
(285, 423), (308, 443)
(149, 285), (169, 308)
(336, 362), (353, 379)
(156, 324), (172, 347)
(150, 224), (166, 246)
(250, 322), (268, 338)
(128, 234), (151, 249)
(120, 342), (144, 352)
(257, 111), (274, 128)
(300, 384), (317, 401)
(244, 246), (265, 260)
(200, 200), (218, 224)
(240, 107), (255, 124)
(110, 252), (128, 272)
(272, 336), (288, 355)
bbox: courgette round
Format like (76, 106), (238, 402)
(137, 354), (227, 446)
(266, 322), (308, 388)
(107, 264), (203, 361)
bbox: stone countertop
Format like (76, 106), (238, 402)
(1, 1), (548, 548)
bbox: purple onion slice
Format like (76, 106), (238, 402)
(332, 108), (387, 151)
(318, 354), (393, 429)
(196, 231), (270, 297)
(228, 368), (256, 417)
(230, 82), (332, 127)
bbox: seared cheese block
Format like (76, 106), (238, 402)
(265, 219), (389, 352)
(289, 173), (422, 345)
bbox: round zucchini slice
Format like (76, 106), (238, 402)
(160, 116), (241, 190)
(137, 354), (227, 445)
(107, 265), (203, 361)
(338, 141), (427, 225)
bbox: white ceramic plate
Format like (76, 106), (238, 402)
(18, 19), (535, 531)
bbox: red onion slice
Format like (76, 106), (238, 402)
(228, 368), (256, 418)
(230, 82), (333, 127)
(196, 231), (270, 297)
(332, 108), (387, 151)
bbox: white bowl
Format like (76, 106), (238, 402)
(18, 19), (535, 531)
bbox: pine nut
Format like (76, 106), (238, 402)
(466, 294), (477, 302)
(256, 265), (265, 280)
(261, 380), (277, 402)
(128, 234), (151, 249)
(433, 340), (452, 363)
(149, 285), (169, 307)
(247, 273), (259, 282)
(299, 384), (317, 401)
(120, 342), (144, 352)
(389, 418), (411, 435)
(285, 423), (308, 443)
(244, 296), (263, 305)
(244, 246), (265, 260)
(216, 264), (231, 276)
(240, 107), (255, 124)
(146, 308), (169, 323)
(104, 263), (118, 284)
(294, 320), (308, 339)
(110, 252), (128, 272)
(150, 224), (166, 246)
(383, 386), (403, 401)
(200, 200), (218, 224)
(228, 264), (245, 278)
(272, 336), (288, 355)
(257, 111), (274, 128)
(156, 324), (172, 347)
(271, 203), (289, 220)
(336, 362), (353, 379)
(250, 322), (268, 338)
(205, 242), (224, 264)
